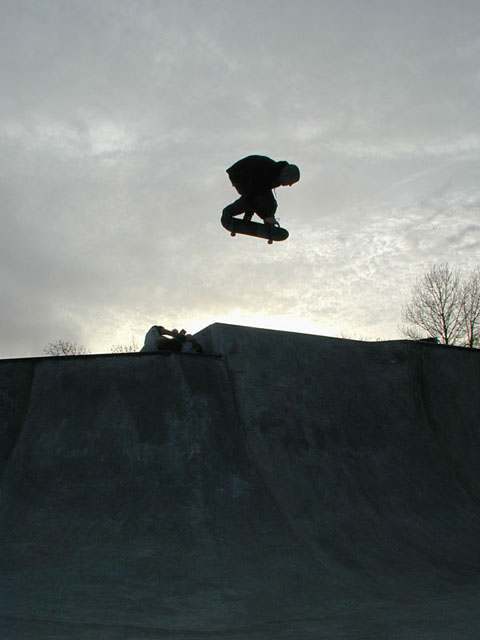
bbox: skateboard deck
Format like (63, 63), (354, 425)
(221, 216), (289, 244)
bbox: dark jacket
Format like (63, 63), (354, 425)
(226, 155), (288, 196)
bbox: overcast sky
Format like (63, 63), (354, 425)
(1, 0), (479, 357)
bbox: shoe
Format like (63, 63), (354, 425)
(263, 216), (279, 227)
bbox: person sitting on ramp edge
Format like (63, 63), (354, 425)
(141, 326), (203, 353)
(222, 155), (300, 230)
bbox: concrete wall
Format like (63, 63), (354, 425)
(1, 324), (480, 639)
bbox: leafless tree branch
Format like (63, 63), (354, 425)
(401, 263), (464, 345)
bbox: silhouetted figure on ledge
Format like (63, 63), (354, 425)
(141, 326), (203, 353)
(222, 155), (300, 230)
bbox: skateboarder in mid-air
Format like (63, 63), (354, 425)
(222, 155), (300, 236)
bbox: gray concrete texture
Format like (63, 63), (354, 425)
(1, 322), (480, 639)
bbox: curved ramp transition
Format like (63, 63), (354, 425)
(1, 323), (480, 638)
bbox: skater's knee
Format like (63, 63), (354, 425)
(223, 196), (249, 219)
(221, 209), (233, 231)
(222, 202), (238, 220)
(221, 209), (231, 225)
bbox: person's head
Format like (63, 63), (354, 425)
(278, 163), (300, 186)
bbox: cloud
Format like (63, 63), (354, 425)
(0, 0), (479, 356)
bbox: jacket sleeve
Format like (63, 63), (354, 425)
(226, 156), (284, 195)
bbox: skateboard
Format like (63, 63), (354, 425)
(221, 215), (289, 244)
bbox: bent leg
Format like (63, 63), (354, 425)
(222, 196), (252, 226)
(252, 192), (278, 221)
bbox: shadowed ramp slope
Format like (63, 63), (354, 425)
(1, 324), (480, 639)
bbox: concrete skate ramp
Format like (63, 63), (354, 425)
(1, 323), (480, 639)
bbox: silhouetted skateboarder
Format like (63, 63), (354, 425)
(221, 155), (300, 242)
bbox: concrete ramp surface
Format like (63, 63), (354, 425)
(1, 323), (480, 639)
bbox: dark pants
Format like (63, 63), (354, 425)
(222, 191), (278, 224)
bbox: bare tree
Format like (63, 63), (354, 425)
(42, 340), (90, 356)
(461, 268), (480, 348)
(401, 263), (464, 345)
(110, 337), (140, 353)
